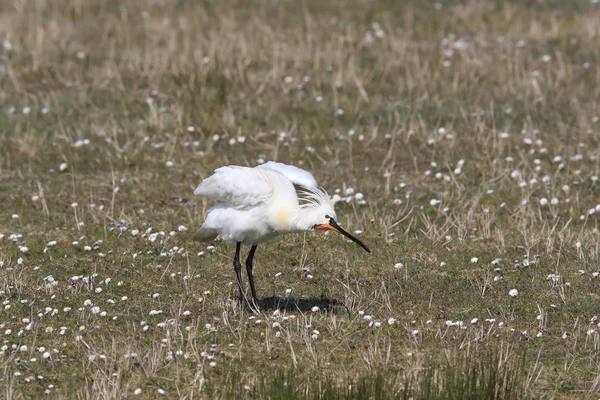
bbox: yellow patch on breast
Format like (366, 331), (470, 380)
(274, 206), (291, 230)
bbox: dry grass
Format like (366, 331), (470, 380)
(1, 0), (600, 398)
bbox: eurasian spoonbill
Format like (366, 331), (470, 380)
(193, 161), (370, 309)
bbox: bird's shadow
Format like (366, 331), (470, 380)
(256, 297), (344, 313)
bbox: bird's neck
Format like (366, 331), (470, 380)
(289, 206), (317, 232)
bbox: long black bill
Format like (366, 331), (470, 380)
(329, 218), (371, 253)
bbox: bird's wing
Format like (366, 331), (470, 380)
(256, 161), (318, 189)
(194, 166), (274, 209)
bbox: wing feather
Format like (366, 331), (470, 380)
(257, 161), (318, 188)
(194, 166), (274, 209)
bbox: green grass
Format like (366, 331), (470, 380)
(1, 0), (600, 398)
(206, 345), (531, 399)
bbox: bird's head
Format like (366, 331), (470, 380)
(295, 188), (370, 253)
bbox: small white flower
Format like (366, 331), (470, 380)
(134, 388), (142, 395)
(539, 198), (548, 206)
(311, 306), (319, 313)
(470, 257), (478, 263)
(387, 318), (397, 325)
(509, 289), (519, 297)
(165, 161), (174, 168)
(393, 263), (403, 270)
(59, 163), (68, 172)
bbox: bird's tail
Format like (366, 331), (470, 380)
(192, 228), (218, 242)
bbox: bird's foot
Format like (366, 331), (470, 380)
(239, 296), (260, 313)
(249, 298), (260, 313)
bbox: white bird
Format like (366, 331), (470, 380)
(193, 161), (370, 309)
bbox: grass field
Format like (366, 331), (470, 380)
(2, 0), (600, 398)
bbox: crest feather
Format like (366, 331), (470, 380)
(296, 185), (332, 209)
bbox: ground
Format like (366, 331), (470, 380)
(1, 0), (600, 398)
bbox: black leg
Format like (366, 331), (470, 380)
(245, 245), (259, 306)
(233, 242), (245, 303)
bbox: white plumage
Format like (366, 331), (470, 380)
(256, 161), (318, 189)
(193, 161), (370, 309)
(193, 166), (275, 210)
